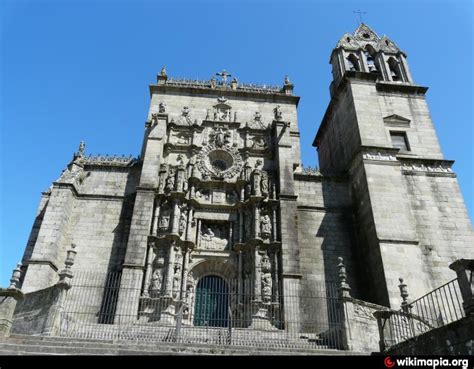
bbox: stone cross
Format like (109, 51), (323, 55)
(216, 70), (231, 84)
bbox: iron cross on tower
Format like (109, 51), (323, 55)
(216, 70), (231, 84)
(353, 10), (367, 25)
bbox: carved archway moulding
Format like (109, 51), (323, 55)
(187, 258), (238, 285)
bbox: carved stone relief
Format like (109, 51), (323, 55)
(199, 222), (229, 251)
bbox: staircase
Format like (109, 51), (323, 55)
(0, 335), (365, 356)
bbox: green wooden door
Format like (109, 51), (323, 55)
(193, 276), (229, 327)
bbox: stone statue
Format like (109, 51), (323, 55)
(273, 105), (282, 121)
(202, 226), (215, 241)
(182, 106), (190, 117)
(261, 174), (269, 197)
(151, 113), (159, 125)
(261, 273), (272, 303)
(179, 211), (187, 236)
(150, 268), (164, 297)
(160, 66), (167, 77)
(260, 214), (272, 238)
(159, 102), (167, 113)
(78, 141), (85, 157)
(165, 169), (175, 192)
(158, 211), (170, 231)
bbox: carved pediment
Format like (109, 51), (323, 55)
(377, 36), (401, 53)
(383, 114), (411, 126)
(336, 33), (361, 50)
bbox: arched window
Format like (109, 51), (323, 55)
(365, 45), (378, 72)
(347, 54), (360, 72)
(388, 57), (402, 82)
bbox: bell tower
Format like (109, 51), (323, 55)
(314, 24), (474, 307)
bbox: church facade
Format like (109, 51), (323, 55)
(10, 24), (473, 347)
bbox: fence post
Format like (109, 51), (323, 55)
(337, 257), (353, 350)
(228, 305), (232, 345)
(449, 259), (474, 316)
(0, 263), (24, 337)
(175, 301), (183, 343)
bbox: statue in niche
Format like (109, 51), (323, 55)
(273, 105), (282, 121)
(260, 214), (272, 238)
(149, 248), (166, 297)
(158, 207), (171, 232)
(254, 111), (262, 122)
(251, 136), (267, 149)
(210, 127), (231, 148)
(255, 159), (263, 170)
(261, 273), (272, 303)
(179, 211), (187, 236)
(200, 224), (228, 250)
(150, 268), (164, 297)
(165, 169), (176, 192)
(159, 102), (167, 113)
(261, 173), (269, 197)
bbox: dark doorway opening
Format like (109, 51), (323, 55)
(193, 275), (229, 327)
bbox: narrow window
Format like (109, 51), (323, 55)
(365, 45), (378, 72)
(390, 131), (410, 151)
(347, 54), (360, 71)
(388, 57), (402, 82)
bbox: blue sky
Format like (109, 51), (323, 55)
(1, 0), (472, 286)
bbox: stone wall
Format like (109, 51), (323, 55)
(294, 174), (360, 296)
(403, 172), (474, 289)
(12, 286), (60, 335)
(386, 315), (474, 355)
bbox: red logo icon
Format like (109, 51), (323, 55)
(384, 357), (395, 368)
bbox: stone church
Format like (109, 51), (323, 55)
(4, 24), (473, 351)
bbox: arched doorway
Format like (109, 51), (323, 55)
(193, 275), (229, 327)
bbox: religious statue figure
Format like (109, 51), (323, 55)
(261, 273), (272, 303)
(179, 211), (187, 236)
(158, 211), (170, 231)
(261, 174), (269, 197)
(160, 66), (167, 77)
(260, 214), (272, 238)
(201, 226), (215, 241)
(78, 141), (85, 157)
(150, 268), (164, 297)
(165, 169), (175, 192)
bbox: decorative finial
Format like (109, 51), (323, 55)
(58, 244), (77, 288)
(337, 257), (351, 298)
(398, 277), (410, 313)
(8, 263), (22, 290)
(160, 66), (167, 77)
(216, 69), (232, 84)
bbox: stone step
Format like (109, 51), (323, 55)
(0, 335), (361, 355)
(3, 334), (336, 353)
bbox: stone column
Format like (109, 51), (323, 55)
(142, 243), (154, 298)
(449, 259), (474, 316)
(0, 264), (24, 337)
(164, 241), (176, 297)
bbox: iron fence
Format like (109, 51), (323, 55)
(59, 271), (344, 350)
(379, 278), (465, 349)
